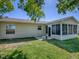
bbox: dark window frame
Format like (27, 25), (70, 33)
(6, 24), (16, 34)
(62, 24), (67, 35)
(73, 25), (77, 34)
(52, 25), (56, 34)
(46, 25), (48, 33)
(38, 26), (42, 30)
(56, 24), (60, 35)
(68, 24), (73, 34)
(52, 24), (60, 35)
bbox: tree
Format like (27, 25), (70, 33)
(57, 0), (79, 14)
(18, 0), (44, 22)
(0, 0), (14, 17)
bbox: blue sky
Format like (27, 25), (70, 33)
(4, 0), (79, 21)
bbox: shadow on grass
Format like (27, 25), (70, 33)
(0, 37), (37, 44)
(46, 37), (79, 53)
(0, 50), (27, 59)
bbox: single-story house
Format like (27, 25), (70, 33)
(0, 16), (78, 40)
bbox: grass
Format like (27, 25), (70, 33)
(46, 37), (79, 53)
(46, 37), (79, 59)
(0, 37), (79, 59)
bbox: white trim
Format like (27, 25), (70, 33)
(72, 25), (74, 34)
(77, 24), (78, 34)
(51, 25), (52, 37)
(60, 24), (62, 40)
(67, 24), (69, 34)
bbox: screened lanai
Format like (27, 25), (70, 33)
(46, 17), (78, 40)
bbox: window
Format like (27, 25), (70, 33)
(46, 25), (48, 33)
(52, 25), (56, 34)
(52, 24), (60, 35)
(68, 24), (73, 34)
(51, 24), (77, 35)
(38, 26), (42, 30)
(6, 24), (16, 34)
(62, 24), (67, 35)
(56, 24), (60, 35)
(73, 25), (77, 34)
(62, 24), (77, 35)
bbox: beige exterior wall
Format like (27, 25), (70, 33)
(0, 22), (46, 39)
(0, 23), (5, 39)
(61, 19), (78, 24)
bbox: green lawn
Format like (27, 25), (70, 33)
(47, 37), (79, 53)
(0, 37), (79, 59)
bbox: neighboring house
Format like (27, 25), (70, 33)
(0, 16), (78, 40)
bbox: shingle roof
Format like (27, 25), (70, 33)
(0, 17), (46, 24)
(47, 16), (79, 24)
(0, 16), (78, 24)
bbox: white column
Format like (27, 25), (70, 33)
(67, 24), (69, 35)
(49, 25), (52, 38)
(72, 25), (74, 34)
(60, 24), (62, 40)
